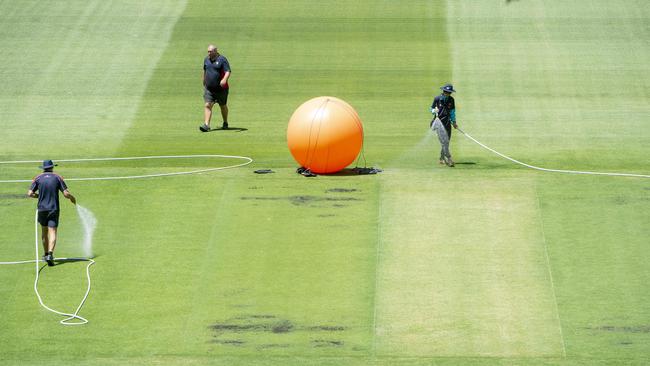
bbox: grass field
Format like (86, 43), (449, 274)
(1, 1), (649, 365)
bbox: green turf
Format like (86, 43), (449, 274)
(1, 0), (649, 365)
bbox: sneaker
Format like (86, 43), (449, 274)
(199, 124), (210, 132)
(446, 158), (455, 167)
(439, 159), (445, 165)
(45, 254), (54, 267)
(222, 122), (229, 130)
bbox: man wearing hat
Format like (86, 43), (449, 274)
(27, 160), (76, 266)
(430, 83), (459, 167)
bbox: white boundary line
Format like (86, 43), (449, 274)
(457, 128), (650, 179)
(0, 154), (254, 183)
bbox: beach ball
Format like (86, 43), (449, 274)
(287, 96), (364, 174)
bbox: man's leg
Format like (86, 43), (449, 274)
(438, 133), (451, 164)
(445, 125), (454, 166)
(219, 104), (228, 128)
(43, 227), (57, 266)
(41, 226), (49, 256)
(204, 102), (214, 128)
(433, 119), (451, 164)
(216, 89), (229, 128)
(47, 227), (57, 254)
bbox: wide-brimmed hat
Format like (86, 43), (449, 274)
(440, 83), (456, 93)
(39, 160), (57, 169)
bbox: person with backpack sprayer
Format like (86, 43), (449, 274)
(430, 83), (459, 167)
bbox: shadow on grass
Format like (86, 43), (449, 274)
(308, 168), (382, 177)
(207, 127), (248, 132)
(53, 255), (99, 267)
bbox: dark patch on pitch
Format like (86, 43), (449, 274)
(612, 195), (650, 205)
(209, 314), (347, 348)
(270, 319), (294, 333)
(307, 325), (346, 331)
(209, 321), (292, 334)
(240, 195), (362, 206)
(209, 315), (293, 334)
(312, 339), (344, 348)
(0, 193), (28, 199)
(0, 193), (27, 206)
(289, 196), (361, 206)
(233, 314), (276, 320)
(326, 188), (359, 193)
(210, 339), (245, 346)
(589, 325), (650, 333)
(258, 343), (290, 349)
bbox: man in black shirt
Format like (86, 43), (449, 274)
(27, 160), (76, 266)
(200, 44), (231, 131)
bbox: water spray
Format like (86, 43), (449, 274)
(77, 205), (97, 259)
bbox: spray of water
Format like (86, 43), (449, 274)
(392, 129), (436, 165)
(76, 205), (97, 258)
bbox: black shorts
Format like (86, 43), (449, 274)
(38, 210), (60, 228)
(204, 87), (229, 106)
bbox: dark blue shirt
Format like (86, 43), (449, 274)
(203, 55), (231, 91)
(431, 94), (456, 125)
(30, 172), (68, 211)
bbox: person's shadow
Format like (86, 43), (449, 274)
(207, 127), (248, 132)
(48, 256), (99, 267)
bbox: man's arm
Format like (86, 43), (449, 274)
(63, 189), (76, 205)
(451, 109), (458, 129)
(220, 71), (230, 87)
(28, 178), (38, 198)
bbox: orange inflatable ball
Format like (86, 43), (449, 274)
(287, 96), (364, 174)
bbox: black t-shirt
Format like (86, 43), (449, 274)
(30, 172), (68, 211)
(203, 55), (231, 91)
(432, 94), (456, 125)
